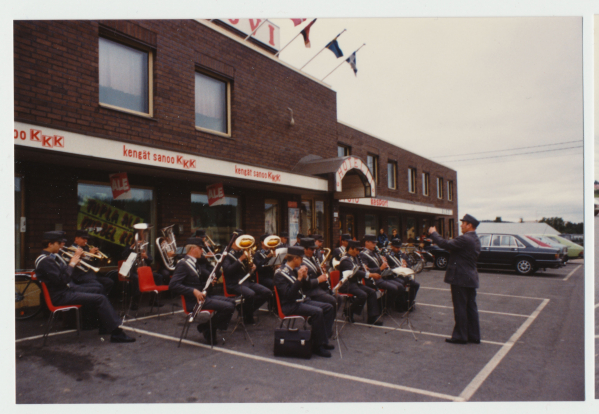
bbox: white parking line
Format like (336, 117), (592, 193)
(123, 309), (183, 323)
(120, 325), (462, 402)
(562, 265), (581, 281)
(457, 298), (550, 401)
(16, 329), (77, 343)
(418, 303), (529, 318)
(420, 287), (546, 301)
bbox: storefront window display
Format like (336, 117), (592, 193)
(265, 199), (278, 234)
(406, 217), (417, 242)
(191, 193), (240, 247)
(300, 200), (313, 235)
(365, 214), (378, 236)
(388, 216), (399, 241)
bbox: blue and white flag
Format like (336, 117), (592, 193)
(346, 52), (357, 76)
(326, 39), (344, 58)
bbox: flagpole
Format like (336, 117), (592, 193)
(244, 19), (268, 41)
(275, 18), (316, 57)
(321, 43), (366, 81)
(299, 29), (346, 71)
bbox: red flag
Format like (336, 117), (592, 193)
(290, 18), (306, 27)
(300, 19), (316, 48)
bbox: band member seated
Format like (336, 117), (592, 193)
(384, 238), (420, 311)
(253, 234), (276, 291)
(332, 233), (351, 267)
(360, 234), (403, 311)
(274, 246), (335, 358)
(169, 237), (235, 345)
(337, 240), (382, 325)
(121, 226), (165, 311)
(70, 230), (114, 296)
(293, 233), (305, 247)
(222, 229), (272, 325)
(278, 232), (289, 248)
(299, 238), (336, 337)
(309, 234), (325, 263)
(56, 238), (102, 294)
(36, 231), (135, 342)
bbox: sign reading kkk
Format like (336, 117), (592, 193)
(110, 172), (132, 200)
(207, 182), (225, 206)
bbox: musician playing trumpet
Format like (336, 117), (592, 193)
(70, 230), (114, 295)
(169, 237), (234, 345)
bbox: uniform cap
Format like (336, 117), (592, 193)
(460, 214), (480, 228)
(287, 246), (305, 257)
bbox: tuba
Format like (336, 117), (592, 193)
(235, 234), (256, 268)
(157, 224), (177, 271)
(264, 235), (281, 250)
(133, 223), (152, 267)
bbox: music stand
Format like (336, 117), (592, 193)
(267, 248), (287, 267)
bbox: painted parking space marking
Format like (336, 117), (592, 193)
(16, 329), (77, 343)
(120, 325), (462, 402)
(417, 303), (529, 318)
(562, 265), (582, 281)
(420, 287), (546, 301)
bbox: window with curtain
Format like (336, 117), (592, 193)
(99, 37), (150, 114)
(408, 168), (417, 194)
(337, 144), (350, 157)
(387, 161), (397, 189)
(422, 172), (430, 196)
(437, 177), (444, 199)
(195, 71), (229, 134)
(367, 154), (378, 184)
(448, 180), (454, 201)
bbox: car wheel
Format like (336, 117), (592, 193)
(435, 255), (448, 270)
(515, 259), (535, 275)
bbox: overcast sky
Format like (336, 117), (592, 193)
(272, 17), (584, 223)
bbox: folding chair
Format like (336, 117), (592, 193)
(136, 266), (171, 318)
(222, 276), (253, 346)
(178, 295), (215, 349)
(40, 282), (81, 346)
(273, 286), (307, 329)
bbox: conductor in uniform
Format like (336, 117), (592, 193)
(169, 237), (234, 345)
(429, 214), (482, 344)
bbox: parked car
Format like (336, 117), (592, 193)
(527, 234), (583, 259)
(523, 235), (568, 263)
(424, 233), (563, 275)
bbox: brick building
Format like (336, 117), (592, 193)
(14, 19), (457, 270)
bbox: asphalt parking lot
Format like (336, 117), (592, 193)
(595, 217), (599, 398)
(15, 260), (584, 403)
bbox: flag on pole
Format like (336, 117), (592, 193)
(301, 19), (316, 47)
(291, 18), (306, 27)
(326, 39), (344, 58)
(346, 52), (357, 76)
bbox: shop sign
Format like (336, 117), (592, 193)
(339, 197), (453, 216)
(288, 201), (298, 208)
(218, 19), (280, 50)
(207, 183), (226, 207)
(77, 197), (144, 247)
(335, 156), (377, 197)
(109, 172), (132, 200)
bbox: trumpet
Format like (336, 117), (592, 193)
(63, 246), (103, 260)
(87, 244), (110, 262)
(59, 248), (100, 273)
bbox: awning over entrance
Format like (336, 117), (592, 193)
(340, 197), (453, 216)
(293, 155), (376, 198)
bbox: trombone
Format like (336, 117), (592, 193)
(59, 248), (100, 273)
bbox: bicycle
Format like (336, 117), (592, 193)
(15, 270), (44, 319)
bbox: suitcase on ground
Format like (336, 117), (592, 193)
(274, 328), (312, 359)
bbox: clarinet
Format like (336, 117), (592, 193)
(187, 231), (239, 322)
(313, 251), (332, 292)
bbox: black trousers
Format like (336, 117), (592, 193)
(184, 294), (235, 331)
(53, 289), (122, 332)
(305, 287), (336, 338)
(450, 284), (480, 342)
(339, 282), (380, 318)
(257, 275), (274, 292)
(287, 300), (334, 348)
(226, 281), (272, 319)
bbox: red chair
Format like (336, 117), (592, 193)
(273, 286), (306, 329)
(222, 275), (253, 345)
(329, 270), (357, 324)
(178, 295), (215, 349)
(40, 282), (81, 346)
(136, 266), (170, 318)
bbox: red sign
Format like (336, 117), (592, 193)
(288, 201), (298, 208)
(207, 183), (225, 207)
(110, 172), (132, 200)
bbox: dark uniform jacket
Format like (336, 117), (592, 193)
(253, 249), (275, 280)
(222, 250), (248, 287)
(385, 250), (407, 269)
(431, 231), (481, 288)
(70, 243), (98, 280)
(336, 255), (368, 284)
(301, 256), (325, 290)
(332, 246), (346, 263)
(169, 255), (212, 298)
(35, 251), (74, 297)
(274, 264), (311, 314)
(359, 249), (385, 274)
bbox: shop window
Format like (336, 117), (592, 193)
(437, 177), (444, 199)
(408, 167), (417, 194)
(387, 216), (399, 241)
(265, 199), (278, 234)
(406, 217), (416, 241)
(300, 200), (313, 235)
(437, 218), (445, 237)
(195, 70), (231, 136)
(337, 144), (350, 157)
(315, 200), (325, 235)
(367, 154), (378, 184)
(191, 193), (240, 247)
(77, 182), (154, 265)
(448, 180), (454, 201)
(15, 176), (23, 269)
(420, 219), (430, 240)
(365, 214), (378, 236)
(387, 161), (397, 189)
(449, 219), (455, 238)
(99, 37), (152, 116)
(422, 172), (430, 196)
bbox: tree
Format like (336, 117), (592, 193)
(539, 217), (583, 234)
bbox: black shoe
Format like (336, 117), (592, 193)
(322, 343), (335, 350)
(312, 346), (332, 358)
(243, 316), (255, 325)
(367, 317), (383, 326)
(343, 309), (355, 323)
(203, 328), (218, 345)
(196, 322), (209, 333)
(110, 329), (136, 343)
(445, 338), (468, 344)
(468, 339), (481, 344)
